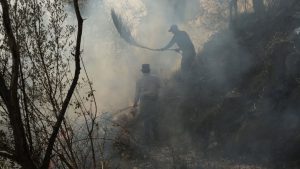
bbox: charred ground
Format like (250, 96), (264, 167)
(112, 2), (300, 169)
(113, 3), (300, 168)
(159, 3), (300, 169)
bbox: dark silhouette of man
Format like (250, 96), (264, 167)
(158, 25), (196, 73)
(134, 64), (160, 144)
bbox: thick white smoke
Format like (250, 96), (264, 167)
(75, 0), (224, 113)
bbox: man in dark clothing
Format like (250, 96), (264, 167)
(134, 64), (160, 144)
(158, 25), (196, 73)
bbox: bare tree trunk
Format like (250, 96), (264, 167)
(230, 0), (238, 19)
(229, 0), (238, 26)
(253, 0), (265, 16)
(0, 0), (37, 168)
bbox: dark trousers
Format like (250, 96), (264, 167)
(181, 50), (195, 73)
(144, 116), (158, 143)
(140, 96), (159, 143)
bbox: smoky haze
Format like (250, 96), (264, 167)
(76, 0), (211, 112)
(62, 0), (300, 168)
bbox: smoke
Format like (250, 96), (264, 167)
(74, 0), (211, 112)
(71, 0), (237, 152)
(67, 0), (253, 148)
(62, 1), (300, 167)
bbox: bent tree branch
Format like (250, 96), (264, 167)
(40, 0), (83, 168)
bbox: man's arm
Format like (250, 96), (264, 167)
(159, 36), (176, 51)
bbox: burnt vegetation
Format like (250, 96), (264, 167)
(156, 0), (300, 168)
(1, 0), (300, 169)
(105, 1), (300, 168)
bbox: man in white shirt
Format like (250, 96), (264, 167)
(133, 64), (160, 143)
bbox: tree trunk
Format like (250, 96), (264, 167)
(253, 0), (265, 15)
(0, 0), (37, 168)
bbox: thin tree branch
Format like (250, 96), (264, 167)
(40, 0), (83, 168)
(19, 62), (34, 153)
(0, 151), (16, 161)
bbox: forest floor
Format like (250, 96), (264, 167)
(112, 144), (268, 169)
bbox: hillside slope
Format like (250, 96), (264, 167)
(158, 3), (300, 168)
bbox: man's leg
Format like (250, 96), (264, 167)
(143, 117), (151, 143)
(150, 117), (159, 143)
